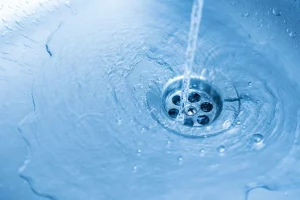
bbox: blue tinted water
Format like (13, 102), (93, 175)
(179, 0), (204, 121)
(0, 0), (300, 200)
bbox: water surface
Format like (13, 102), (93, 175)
(0, 0), (300, 199)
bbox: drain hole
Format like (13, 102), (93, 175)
(200, 102), (213, 112)
(158, 75), (240, 131)
(172, 95), (181, 106)
(184, 105), (197, 116)
(168, 108), (179, 118)
(188, 92), (201, 103)
(184, 118), (194, 127)
(197, 115), (210, 125)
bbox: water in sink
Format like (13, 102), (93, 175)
(0, 0), (300, 199)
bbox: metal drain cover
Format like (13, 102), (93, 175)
(162, 76), (222, 127)
(146, 73), (240, 138)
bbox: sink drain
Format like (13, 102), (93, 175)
(162, 76), (222, 127)
(146, 73), (240, 138)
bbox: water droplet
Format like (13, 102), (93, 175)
(137, 149), (142, 156)
(241, 12), (250, 19)
(272, 8), (281, 16)
(166, 140), (172, 146)
(217, 145), (226, 153)
(132, 165), (137, 172)
(248, 81), (252, 86)
(200, 148), (205, 154)
(236, 120), (241, 125)
(289, 31), (297, 39)
(116, 118), (122, 125)
(177, 156), (183, 162)
(253, 134), (264, 144)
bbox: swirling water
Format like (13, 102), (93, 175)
(0, 0), (300, 199)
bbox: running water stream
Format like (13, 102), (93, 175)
(179, 0), (204, 121)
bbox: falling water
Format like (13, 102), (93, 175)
(179, 0), (204, 120)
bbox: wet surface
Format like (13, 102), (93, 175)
(1, 0), (300, 199)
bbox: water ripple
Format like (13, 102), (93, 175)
(14, 0), (300, 199)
